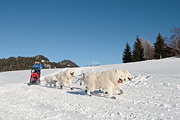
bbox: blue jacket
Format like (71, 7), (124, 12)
(32, 63), (42, 71)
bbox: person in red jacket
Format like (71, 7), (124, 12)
(30, 71), (40, 84)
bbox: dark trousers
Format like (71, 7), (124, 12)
(37, 70), (41, 78)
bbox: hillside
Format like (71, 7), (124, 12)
(0, 55), (79, 72)
(0, 57), (180, 119)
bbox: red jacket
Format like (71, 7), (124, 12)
(31, 72), (39, 79)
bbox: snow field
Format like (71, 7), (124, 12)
(0, 57), (180, 120)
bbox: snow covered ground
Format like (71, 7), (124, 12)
(0, 57), (180, 120)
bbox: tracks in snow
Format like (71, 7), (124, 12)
(0, 72), (180, 119)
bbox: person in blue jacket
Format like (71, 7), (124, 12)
(32, 60), (42, 78)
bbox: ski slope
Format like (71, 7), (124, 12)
(0, 57), (180, 120)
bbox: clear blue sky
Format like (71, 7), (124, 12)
(0, 0), (180, 67)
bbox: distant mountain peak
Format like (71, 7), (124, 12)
(59, 60), (78, 67)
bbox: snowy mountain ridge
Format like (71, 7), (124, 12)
(0, 57), (180, 120)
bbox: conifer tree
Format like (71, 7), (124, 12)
(154, 33), (166, 59)
(122, 42), (132, 63)
(132, 35), (144, 61)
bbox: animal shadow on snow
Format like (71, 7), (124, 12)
(67, 91), (87, 95)
(40, 85), (57, 89)
(67, 90), (108, 98)
(72, 87), (82, 90)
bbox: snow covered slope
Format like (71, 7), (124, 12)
(0, 57), (180, 120)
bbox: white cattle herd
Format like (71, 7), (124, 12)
(44, 69), (133, 99)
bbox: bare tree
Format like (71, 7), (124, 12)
(170, 26), (180, 50)
(166, 26), (180, 55)
(139, 37), (144, 48)
(144, 39), (153, 60)
(139, 37), (146, 59)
